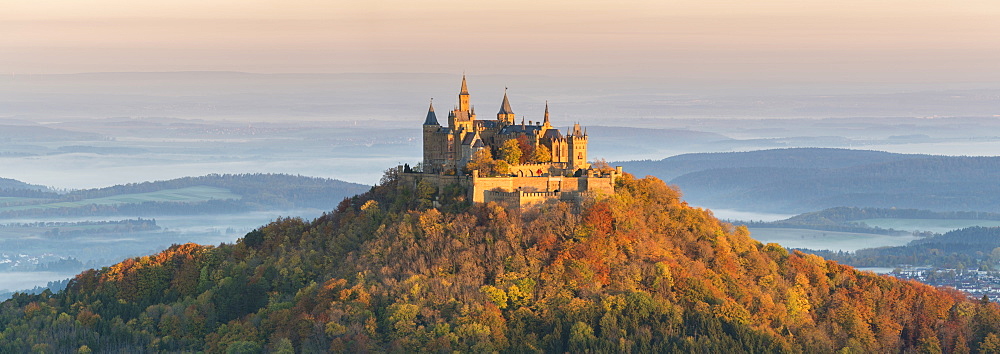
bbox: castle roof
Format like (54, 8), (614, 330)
(498, 90), (514, 115)
(542, 128), (563, 139)
(461, 131), (479, 145)
(423, 100), (439, 125)
(476, 120), (500, 129)
(499, 124), (542, 136)
(460, 75), (469, 95)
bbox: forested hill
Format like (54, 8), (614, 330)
(807, 226), (1000, 269)
(3, 173), (1000, 352)
(0, 173), (370, 218)
(0, 177), (49, 192)
(618, 148), (1000, 213)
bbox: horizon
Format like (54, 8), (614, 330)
(4, 1), (1000, 85)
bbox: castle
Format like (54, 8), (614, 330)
(404, 75), (620, 206)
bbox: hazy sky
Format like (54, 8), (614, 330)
(4, 0), (1000, 83)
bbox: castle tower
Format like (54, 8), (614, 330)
(422, 99), (440, 170)
(497, 89), (516, 125)
(459, 74), (471, 112)
(449, 75), (475, 133)
(567, 123), (589, 170)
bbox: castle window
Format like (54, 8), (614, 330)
(577, 153), (582, 159)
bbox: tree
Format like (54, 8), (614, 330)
(494, 160), (511, 175)
(591, 158), (613, 173)
(498, 139), (522, 165)
(466, 149), (496, 176)
(516, 135), (535, 164)
(243, 229), (265, 248)
(273, 338), (294, 354)
(982, 333), (1000, 353)
(533, 145), (552, 163)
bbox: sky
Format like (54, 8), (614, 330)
(3, 0), (1000, 83)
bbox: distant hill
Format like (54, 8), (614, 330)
(807, 226), (1000, 269)
(0, 124), (104, 142)
(618, 148), (1000, 213)
(0, 173), (370, 218)
(0, 177), (49, 191)
(734, 206), (1000, 236)
(2, 173), (999, 352)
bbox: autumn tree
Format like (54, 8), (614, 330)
(533, 145), (552, 163)
(497, 139), (522, 165)
(591, 158), (614, 173)
(516, 135), (535, 164)
(465, 148), (496, 176)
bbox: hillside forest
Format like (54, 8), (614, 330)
(2, 172), (1000, 352)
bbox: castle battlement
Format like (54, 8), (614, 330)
(408, 75), (619, 206)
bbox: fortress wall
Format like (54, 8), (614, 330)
(508, 164), (553, 177)
(399, 172), (468, 194)
(402, 168), (618, 206)
(581, 175), (615, 194)
(518, 192), (555, 206)
(483, 190), (565, 207)
(470, 175), (514, 203)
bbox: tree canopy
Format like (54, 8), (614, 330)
(1, 173), (998, 352)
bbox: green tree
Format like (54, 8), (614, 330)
(533, 144), (552, 163)
(273, 338), (294, 354)
(226, 341), (262, 354)
(498, 139), (522, 165)
(569, 322), (597, 352)
(494, 160), (511, 175)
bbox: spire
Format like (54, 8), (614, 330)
(423, 98), (439, 125)
(498, 88), (514, 115)
(458, 74), (471, 112)
(543, 100), (551, 126)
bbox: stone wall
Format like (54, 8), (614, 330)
(400, 166), (620, 207)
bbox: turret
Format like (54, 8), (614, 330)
(568, 123), (589, 170)
(422, 99), (441, 172)
(423, 99), (439, 126)
(497, 88), (516, 125)
(458, 74), (471, 112)
(450, 75), (475, 132)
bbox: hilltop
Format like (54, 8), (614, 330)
(619, 148), (1000, 213)
(2, 173), (999, 352)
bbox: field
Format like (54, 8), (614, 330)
(0, 186), (240, 213)
(748, 228), (918, 252)
(856, 218), (1000, 234)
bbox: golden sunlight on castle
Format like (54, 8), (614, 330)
(402, 75), (621, 206)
